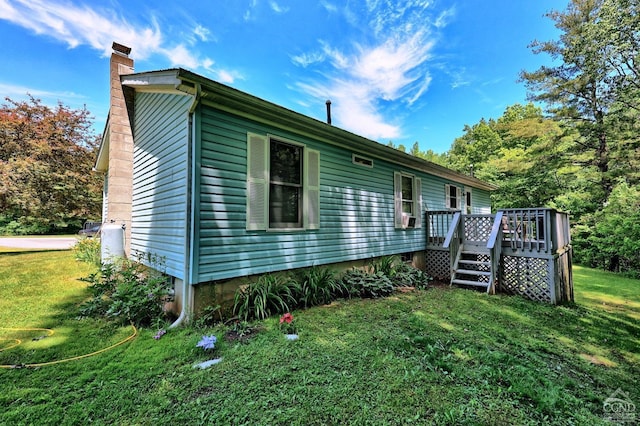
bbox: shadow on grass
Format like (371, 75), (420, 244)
(0, 255), (131, 368)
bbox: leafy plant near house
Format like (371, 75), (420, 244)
(233, 274), (297, 321)
(292, 266), (347, 308)
(193, 304), (223, 328)
(73, 236), (101, 266)
(341, 268), (394, 298)
(78, 258), (172, 326)
(370, 255), (399, 278)
(389, 262), (432, 289)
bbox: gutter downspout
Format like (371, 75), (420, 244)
(170, 83), (201, 328)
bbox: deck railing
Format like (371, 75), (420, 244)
(486, 211), (504, 294)
(442, 212), (463, 282)
(426, 208), (571, 255)
(500, 208), (571, 254)
(425, 208), (573, 304)
(427, 210), (458, 247)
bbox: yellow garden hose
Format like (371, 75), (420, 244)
(0, 324), (137, 369)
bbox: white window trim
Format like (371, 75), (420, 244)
(445, 184), (462, 211)
(394, 171), (422, 229)
(246, 132), (320, 231)
(352, 153), (374, 168)
(464, 186), (473, 214)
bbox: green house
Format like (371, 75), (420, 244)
(97, 44), (572, 321)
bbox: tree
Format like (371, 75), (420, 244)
(520, 0), (640, 206)
(518, 0), (640, 274)
(0, 96), (102, 234)
(444, 103), (575, 209)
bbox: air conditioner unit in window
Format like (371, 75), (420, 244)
(403, 215), (416, 228)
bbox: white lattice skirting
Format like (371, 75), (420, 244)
(426, 249), (450, 281)
(499, 255), (552, 303)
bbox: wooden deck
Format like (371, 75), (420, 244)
(425, 208), (574, 304)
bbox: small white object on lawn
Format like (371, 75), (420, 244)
(193, 358), (223, 369)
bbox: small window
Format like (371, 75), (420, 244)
(400, 252), (413, 263)
(465, 186), (472, 214)
(445, 184), (462, 210)
(401, 175), (414, 215)
(352, 154), (373, 168)
(394, 172), (422, 229)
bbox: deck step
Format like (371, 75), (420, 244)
(452, 279), (490, 288)
(462, 245), (491, 254)
(454, 269), (491, 277)
(461, 248), (490, 255)
(458, 259), (490, 266)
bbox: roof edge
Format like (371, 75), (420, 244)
(120, 68), (497, 191)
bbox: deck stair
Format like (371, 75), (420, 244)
(427, 209), (574, 304)
(451, 246), (492, 293)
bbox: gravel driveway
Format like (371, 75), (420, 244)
(0, 237), (78, 250)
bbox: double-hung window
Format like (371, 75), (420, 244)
(246, 133), (320, 231)
(269, 140), (302, 228)
(394, 172), (422, 229)
(445, 184), (462, 210)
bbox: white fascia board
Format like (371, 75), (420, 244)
(120, 70), (189, 94)
(94, 116), (110, 172)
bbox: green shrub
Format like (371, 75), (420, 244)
(292, 266), (347, 308)
(341, 268), (394, 298)
(73, 237), (101, 266)
(370, 255), (399, 277)
(79, 258), (172, 327)
(389, 262), (432, 289)
(0, 216), (50, 235)
(370, 256), (432, 289)
(233, 274), (297, 321)
(193, 304), (223, 328)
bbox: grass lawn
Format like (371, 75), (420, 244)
(1, 252), (638, 425)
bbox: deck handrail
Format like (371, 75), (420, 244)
(499, 208), (553, 253)
(486, 211), (504, 294)
(443, 212), (461, 249)
(486, 211), (504, 250)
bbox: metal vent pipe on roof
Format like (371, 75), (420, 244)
(325, 100), (332, 125)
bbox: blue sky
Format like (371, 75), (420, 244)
(0, 0), (561, 153)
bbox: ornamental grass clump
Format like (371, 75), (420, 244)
(292, 266), (347, 308)
(233, 274), (297, 320)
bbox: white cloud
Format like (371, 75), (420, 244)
(297, 79), (401, 139)
(194, 24), (211, 42)
(320, 0), (337, 13)
(244, 0), (257, 21)
(216, 69), (243, 84)
(161, 44), (201, 69)
(291, 0), (444, 140)
(0, 82), (85, 101)
(269, 1), (289, 13)
(294, 35), (432, 140)
(0, 0), (234, 74)
(351, 32), (434, 101)
(434, 7), (455, 29)
(291, 51), (326, 68)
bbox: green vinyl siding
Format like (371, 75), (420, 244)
(195, 106), (489, 282)
(472, 190), (491, 214)
(131, 92), (192, 279)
